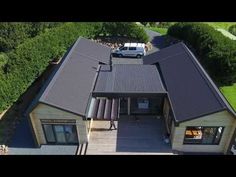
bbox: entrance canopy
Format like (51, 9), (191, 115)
(92, 65), (167, 97)
(87, 98), (119, 120)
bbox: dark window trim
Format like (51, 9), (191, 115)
(183, 126), (224, 145)
(42, 124), (56, 144)
(42, 123), (79, 145)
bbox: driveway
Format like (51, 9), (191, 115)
(145, 29), (176, 55)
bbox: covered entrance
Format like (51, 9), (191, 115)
(119, 97), (164, 115)
(92, 64), (167, 117)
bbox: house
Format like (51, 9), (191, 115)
(27, 37), (236, 154)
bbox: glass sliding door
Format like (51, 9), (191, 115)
(42, 124), (79, 145)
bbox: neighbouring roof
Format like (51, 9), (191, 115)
(37, 37), (112, 116)
(93, 64), (167, 95)
(143, 42), (236, 122)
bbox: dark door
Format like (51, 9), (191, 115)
(119, 98), (128, 115)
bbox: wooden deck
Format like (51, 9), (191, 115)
(86, 116), (173, 155)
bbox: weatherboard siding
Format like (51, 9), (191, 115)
(30, 103), (88, 146)
(223, 118), (236, 154)
(172, 111), (235, 153)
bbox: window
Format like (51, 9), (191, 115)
(121, 47), (127, 50)
(43, 124), (78, 144)
(130, 97), (163, 115)
(184, 126), (224, 145)
(129, 47), (136, 50)
(137, 98), (149, 109)
(43, 124), (56, 143)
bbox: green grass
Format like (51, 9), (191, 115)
(204, 22), (236, 31)
(220, 83), (236, 111)
(147, 27), (168, 35)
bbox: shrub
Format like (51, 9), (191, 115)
(0, 22), (63, 52)
(229, 24), (236, 36)
(100, 22), (149, 43)
(168, 22), (236, 86)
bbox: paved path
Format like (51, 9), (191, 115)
(9, 145), (78, 155)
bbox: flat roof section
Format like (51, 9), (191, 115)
(93, 64), (167, 96)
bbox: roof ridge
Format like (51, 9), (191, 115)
(76, 37), (111, 64)
(74, 51), (108, 64)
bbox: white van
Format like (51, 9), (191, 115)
(112, 43), (146, 58)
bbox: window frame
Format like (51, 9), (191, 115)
(42, 123), (79, 145)
(128, 47), (136, 50)
(120, 47), (128, 51)
(183, 126), (224, 145)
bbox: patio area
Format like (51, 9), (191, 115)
(86, 116), (173, 155)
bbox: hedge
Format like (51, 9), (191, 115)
(0, 22), (98, 112)
(167, 22), (236, 86)
(0, 22), (63, 52)
(100, 22), (149, 43)
(229, 24), (236, 36)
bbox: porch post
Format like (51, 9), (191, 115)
(128, 97), (131, 115)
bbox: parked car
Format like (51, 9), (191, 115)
(112, 43), (146, 58)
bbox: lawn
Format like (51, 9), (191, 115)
(205, 22), (236, 31)
(147, 27), (168, 35)
(220, 83), (236, 111)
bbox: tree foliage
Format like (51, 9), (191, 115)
(0, 22), (63, 52)
(99, 22), (149, 43)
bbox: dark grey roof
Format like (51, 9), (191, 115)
(73, 37), (111, 64)
(93, 64), (167, 94)
(38, 37), (112, 116)
(143, 43), (184, 65)
(144, 42), (236, 122)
